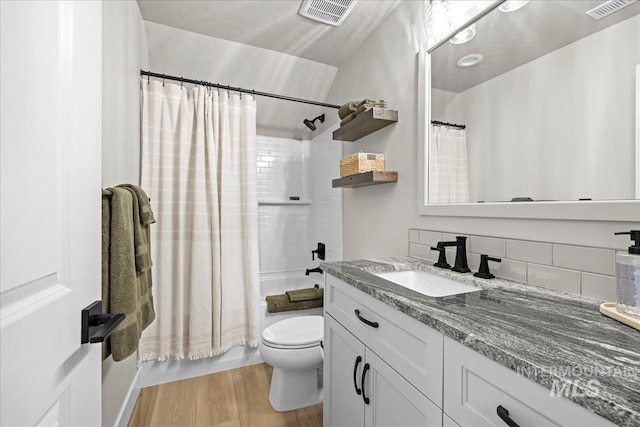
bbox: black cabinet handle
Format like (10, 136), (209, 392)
(361, 363), (370, 405)
(497, 405), (520, 427)
(353, 355), (362, 395)
(354, 309), (379, 328)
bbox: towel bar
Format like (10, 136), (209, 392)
(81, 300), (125, 344)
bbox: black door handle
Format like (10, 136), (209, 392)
(354, 309), (379, 328)
(81, 300), (126, 344)
(353, 355), (362, 395)
(497, 405), (520, 427)
(361, 363), (370, 405)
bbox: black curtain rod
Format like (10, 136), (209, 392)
(140, 70), (340, 110)
(431, 120), (466, 130)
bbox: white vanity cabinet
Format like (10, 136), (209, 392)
(324, 273), (616, 427)
(324, 275), (444, 427)
(324, 314), (442, 427)
(443, 337), (615, 427)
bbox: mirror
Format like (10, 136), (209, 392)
(419, 0), (640, 220)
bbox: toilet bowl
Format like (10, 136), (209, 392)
(259, 315), (324, 412)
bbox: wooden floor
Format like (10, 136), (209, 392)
(127, 363), (323, 427)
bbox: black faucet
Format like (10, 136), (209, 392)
(474, 254), (501, 279)
(430, 243), (451, 269)
(306, 267), (323, 275)
(437, 236), (470, 273)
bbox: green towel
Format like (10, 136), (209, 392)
(102, 187), (156, 362)
(266, 289), (324, 313)
(355, 101), (387, 116)
(286, 287), (322, 302)
(119, 186), (152, 272)
(102, 197), (112, 360)
(117, 184), (156, 225)
(338, 101), (358, 119)
(340, 112), (357, 127)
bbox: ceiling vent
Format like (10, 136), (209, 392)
(298, 0), (357, 26)
(585, 0), (638, 20)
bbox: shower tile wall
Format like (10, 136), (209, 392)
(256, 130), (343, 275)
(309, 127), (343, 263)
(257, 136), (310, 273)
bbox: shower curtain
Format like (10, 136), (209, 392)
(428, 125), (470, 204)
(139, 79), (261, 361)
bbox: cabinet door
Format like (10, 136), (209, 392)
(443, 337), (614, 427)
(324, 314), (366, 427)
(364, 349), (442, 427)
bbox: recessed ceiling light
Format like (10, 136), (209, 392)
(449, 24), (476, 45)
(457, 53), (483, 68)
(498, 0), (530, 13)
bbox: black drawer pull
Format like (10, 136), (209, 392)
(354, 309), (379, 328)
(353, 355), (362, 395)
(497, 405), (520, 427)
(361, 363), (370, 404)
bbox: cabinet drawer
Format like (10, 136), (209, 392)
(325, 274), (444, 407)
(443, 337), (614, 427)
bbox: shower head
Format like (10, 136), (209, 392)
(303, 114), (325, 131)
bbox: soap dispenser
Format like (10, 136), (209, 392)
(614, 231), (640, 318)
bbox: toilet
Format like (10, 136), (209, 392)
(259, 315), (324, 412)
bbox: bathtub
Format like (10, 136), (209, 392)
(137, 270), (324, 389)
(260, 270), (324, 329)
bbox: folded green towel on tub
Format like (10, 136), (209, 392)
(266, 289), (324, 313)
(286, 287), (322, 302)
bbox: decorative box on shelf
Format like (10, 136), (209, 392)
(340, 152), (385, 177)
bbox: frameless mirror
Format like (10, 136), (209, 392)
(418, 0), (640, 220)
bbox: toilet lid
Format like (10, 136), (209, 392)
(262, 316), (323, 348)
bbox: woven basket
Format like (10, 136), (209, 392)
(340, 152), (385, 177)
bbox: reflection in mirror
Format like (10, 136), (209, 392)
(428, 0), (640, 204)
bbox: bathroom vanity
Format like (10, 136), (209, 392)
(322, 258), (640, 427)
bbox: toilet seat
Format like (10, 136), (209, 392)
(261, 315), (323, 349)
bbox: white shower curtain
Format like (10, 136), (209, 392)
(428, 125), (470, 204)
(139, 79), (261, 361)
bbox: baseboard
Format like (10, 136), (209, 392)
(135, 346), (264, 389)
(115, 367), (141, 427)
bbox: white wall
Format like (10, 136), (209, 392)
(324, 1), (639, 261)
(436, 15), (639, 202)
(144, 21), (338, 141)
(101, 2), (149, 426)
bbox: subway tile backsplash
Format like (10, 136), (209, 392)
(408, 228), (619, 301)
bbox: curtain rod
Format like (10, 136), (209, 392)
(140, 70), (341, 109)
(431, 120), (466, 130)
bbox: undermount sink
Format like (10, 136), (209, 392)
(374, 270), (480, 298)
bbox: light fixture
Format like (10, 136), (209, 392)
(449, 24), (476, 44)
(498, 0), (530, 13)
(456, 53), (483, 68)
(425, 0), (454, 39)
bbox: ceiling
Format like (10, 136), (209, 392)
(432, 0), (640, 93)
(137, 0), (401, 67)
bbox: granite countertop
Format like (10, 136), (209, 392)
(321, 257), (640, 427)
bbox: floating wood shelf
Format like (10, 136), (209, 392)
(332, 171), (398, 188)
(333, 108), (398, 142)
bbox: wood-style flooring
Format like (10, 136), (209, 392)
(128, 363), (323, 427)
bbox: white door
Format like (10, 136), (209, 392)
(324, 314), (366, 427)
(1, 2), (103, 426)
